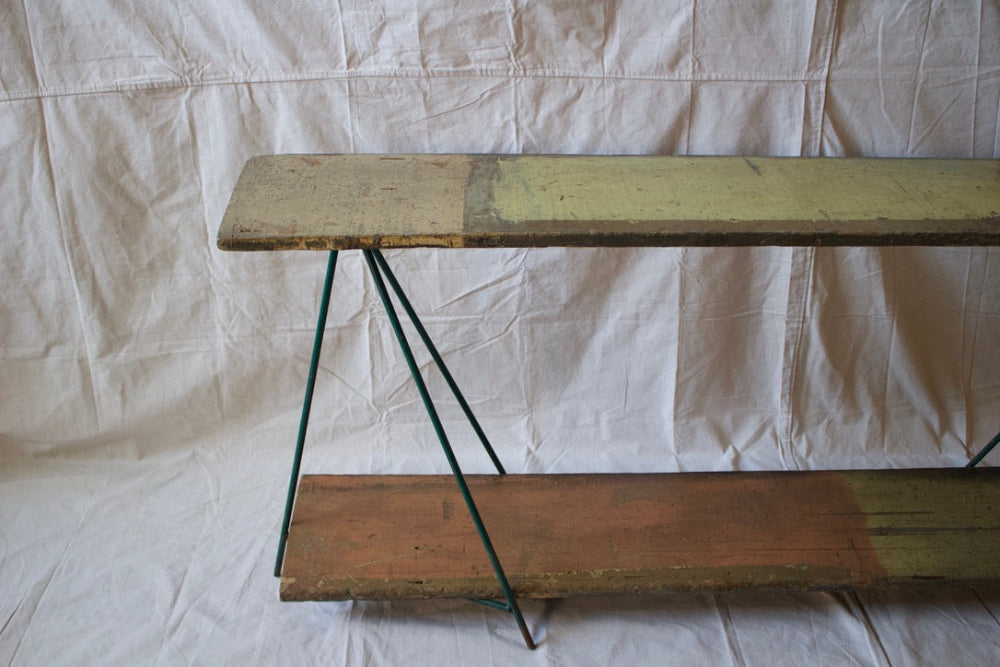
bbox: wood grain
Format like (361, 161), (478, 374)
(218, 155), (1000, 250)
(279, 469), (1000, 600)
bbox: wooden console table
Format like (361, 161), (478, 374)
(219, 155), (1000, 648)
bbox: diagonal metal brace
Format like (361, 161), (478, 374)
(967, 430), (1000, 468)
(370, 248), (506, 474)
(363, 249), (536, 649)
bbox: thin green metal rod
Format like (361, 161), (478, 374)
(275, 250), (338, 577)
(967, 430), (1000, 468)
(363, 250), (535, 650)
(471, 598), (512, 612)
(371, 249), (507, 475)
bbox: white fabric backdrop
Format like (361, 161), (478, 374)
(2, 1), (999, 664)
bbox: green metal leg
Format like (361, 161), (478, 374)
(967, 430), (1000, 468)
(363, 250), (536, 650)
(275, 250), (338, 577)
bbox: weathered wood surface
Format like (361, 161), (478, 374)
(279, 469), (1000, 601)
(219, 155), (1000, 250)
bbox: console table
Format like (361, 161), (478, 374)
(219, 154), (1000, 649)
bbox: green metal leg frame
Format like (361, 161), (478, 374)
(273, 249), (994, 650)
(275, 249), (536, 649)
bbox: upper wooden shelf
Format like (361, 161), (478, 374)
(218, 154), (1000, 250)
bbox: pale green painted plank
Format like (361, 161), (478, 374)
(218, 155), (1000, 250)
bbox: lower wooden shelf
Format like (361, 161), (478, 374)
(279, 469), (1000, 601)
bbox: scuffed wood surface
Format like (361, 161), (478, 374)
(279, 469), (1000, 601)
(219, 155), (1000, 250)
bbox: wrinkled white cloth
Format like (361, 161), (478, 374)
(2, 1), (999, 664)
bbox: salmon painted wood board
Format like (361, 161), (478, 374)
(218, 155), (1000, 250)
(280, 469), (1000, 601)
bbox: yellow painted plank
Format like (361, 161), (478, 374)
(218, 155), (1000, 250)
(489, 157), (997, 225)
